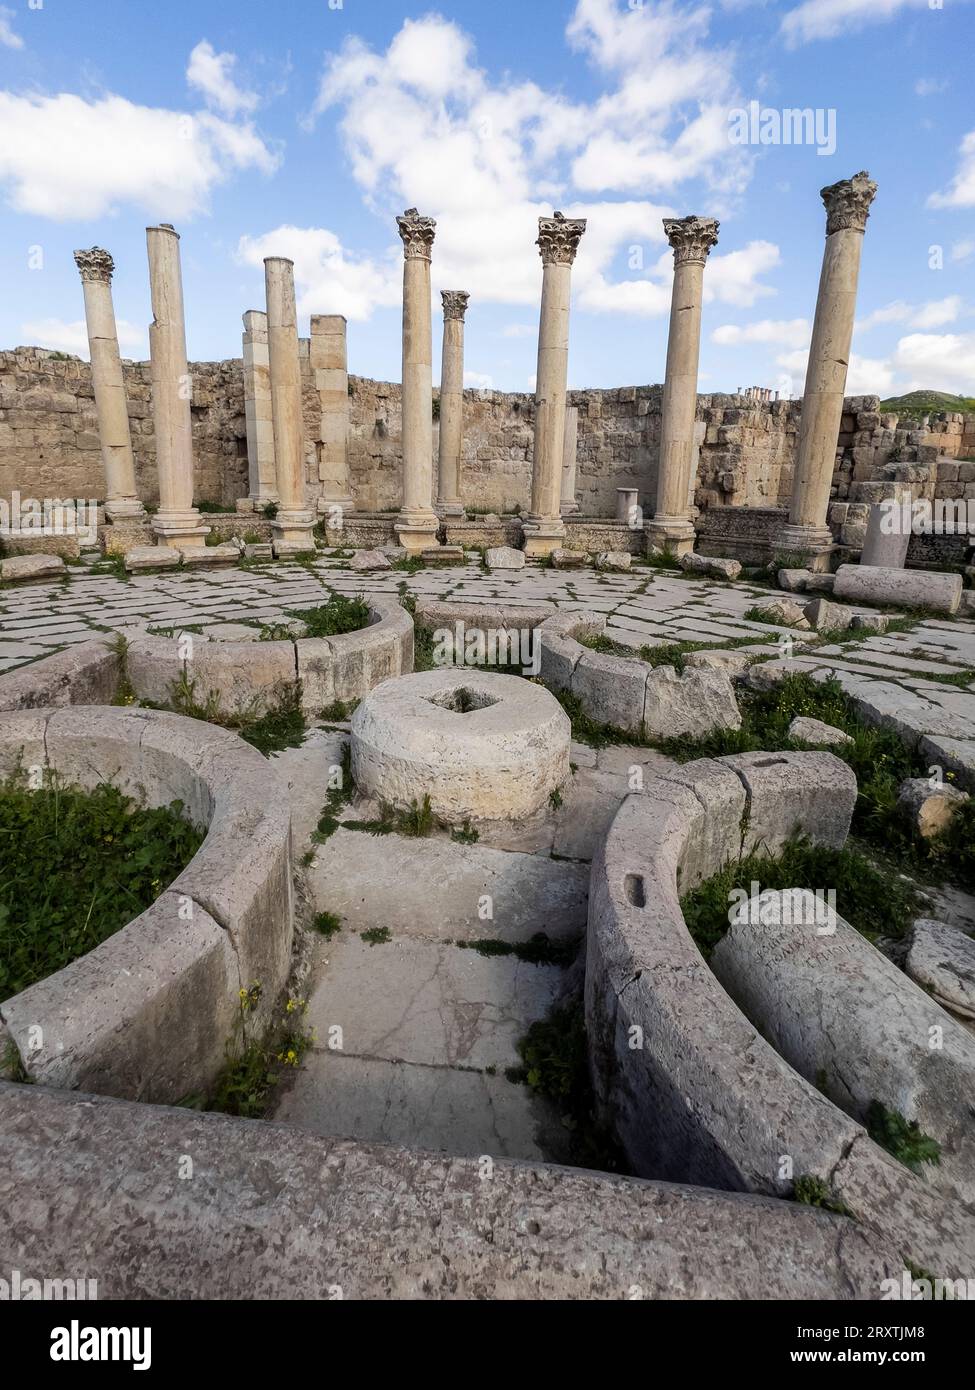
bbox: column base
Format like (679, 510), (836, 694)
(645, 515), (696, 556)
(394, 511), (439, 555)
(152, 510), (210, 549)
(559, 500), (581, 516)
(105, 498), (147, 523)
(774, 523), (835, 572)
(522, 516), (566, 559)
(271, 510), (317, 557)
(317, 495), (355, 517)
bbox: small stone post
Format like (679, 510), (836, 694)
(436, 290), (469, 518)
(146, 224), (208, 547)
(394, 208), (440, 554)
(311, 314), (354, 529)
(646, 215), (719, 556)
(73, 247), (144, 522)
(560, 404), (580, 515)
(264, 257), (315, 556)
(525, 211), (587, 558)
(860, 482), (912, 568)
(778, 171), (878, 569)
(240, 310), (278, 511)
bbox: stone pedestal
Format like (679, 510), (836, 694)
(242, 310), (278, 511)
(560, 405), (580, 515)
(311, 314), (354, 526)
(525, 213), (586, 558)
(437, 291), (469, 519)
(860, 483), (912, 569)
(394, 209), (440, 554)
(264, 258), (315, 556)
(647, 216), (719, 556)
(146, 225), (208, 547)
(73, 248), (145, 522)
(616, 487), (639, 525)
(777, 172), (878, 567)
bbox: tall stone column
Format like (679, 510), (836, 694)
(264, 257), (315, 556)
(525, 211), (587, 558)
(436, 290), (469, 518)
(146, 224), (208, 547)
(778, 171), (878, 569)
(647, 215), (719, 555)
(394, 208), (440, 553)
(311, 314), (354, 527)
(560, 404), (580, 515)
(241, 310), (278, 511)
(73, 247), (144, 522)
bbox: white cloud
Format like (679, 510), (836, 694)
(21, 317), (147, 360)
(306, 6), (756, 319)
(891, 331), (975, 392)
(0, 5), (23, 50)
(928, 131), (975, 210)
(775, 345), (895, 396)
(780, 0), (967, 47)
(187, 40), (259, 117)
(500, 323), (536, 338)
(236, 225), (400, 322)
(705, 240), (780, 307)
(915, 77), (948, 97)
(464, 370), (494, 390)
(857, 296), (963, 331)
(951, 238), (975, 263)
(712, 317), (811, 347)
(0, 91), (278, 220)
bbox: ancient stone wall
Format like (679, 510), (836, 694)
(3, 346), (974, 521)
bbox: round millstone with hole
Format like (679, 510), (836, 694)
(350, 669), (571, 825)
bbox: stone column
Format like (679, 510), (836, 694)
(778, 171), (878, 569)
(436, 290), (469, 518)
(240, 310), (278, 511)
(646, 215), (719, 556)
(73, 247), (144, 522)
(560, 404), (580, 514)
(394, 208), (440, 553)
(525, 211), (587, 558)
(264, 257), (315, 556)
(311, 314), (354, 528)
(146, 224), (208, 547)
(861, 481), (912, 568)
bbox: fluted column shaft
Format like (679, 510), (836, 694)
(241, 310), (278, 509)
(312, 314), (353, 523)
(560, 405), (580, 514)
(264, 257), (315, 555)
(394, 208), (440, 553)
(437, 290), (469, 516)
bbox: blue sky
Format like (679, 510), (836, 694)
(1, 0), (974, 398)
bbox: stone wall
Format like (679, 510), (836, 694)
(3, 345), (974, 522)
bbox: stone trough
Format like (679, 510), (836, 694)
(0, 706), (294, 1102)
(586, 750), (975, 1277)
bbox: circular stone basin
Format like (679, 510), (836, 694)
(351, 669), (570, 825)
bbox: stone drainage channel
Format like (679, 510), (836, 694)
(268, 716), (676, 1161)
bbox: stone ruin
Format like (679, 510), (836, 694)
(1, 171), (974, 1303)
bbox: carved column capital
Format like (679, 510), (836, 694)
(441, 290), (470, 321)
(397, 207), (436, 261)
(536, 211), (587, 267)
(73, 247), (115, 283)
(662, 216), (720, 266)
(821, 170), (877, 236)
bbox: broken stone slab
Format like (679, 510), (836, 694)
(0, 552), (66, 583)
(422, 546), (465, 566)
(572, 648), (648, 735)
(918, 735), (975, 793)
(834, 563), (963, 615)
(550, 548), (587, 568)
(712, 888), (975, 1207)
(803, 596), (854, 632)
(789, 716), (854, 749)
(804, 573), (836, 594)
(680, 552), (742, 581)
(897, 776), (969, 839)
(484, 545), (525, 571)
(179, 543), (239, 566)
(203, 622), (261, 642)
(961, 591), (975, 617)
(907, 919), (975, 1020)
(758, 598), (810, 629)
(683, 649), (753, 678)
(243, 542), (273, 560)
(643, 665), (742, 740)
(594, 550), (631, 572)
(851, 612), (890, 634)
(124, 546), (181, 572)
(349, 548), (392, 572)
(778, 568), (813, 593)
(722, 749), (857, 854)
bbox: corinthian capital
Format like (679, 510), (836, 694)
(441, 290), (470, 321)
(537, 211), (587, 267)
(73, 247), (115, 283)
(821, 170), (877, 236)
(397, 207), (437, 261)
(663, 216), (720, 266)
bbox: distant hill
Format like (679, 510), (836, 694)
(879, 389), (975, 417)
